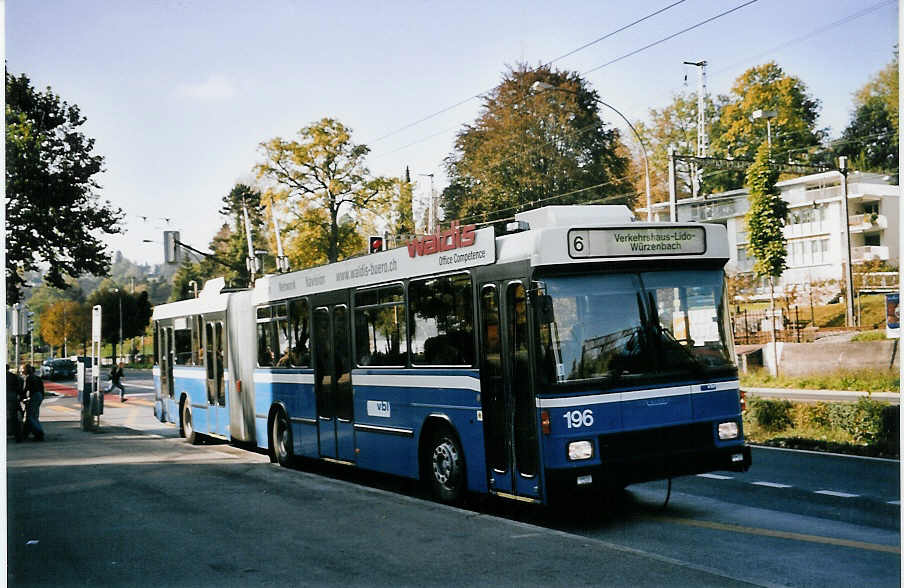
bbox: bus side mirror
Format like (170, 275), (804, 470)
(533, 294), (555, 324)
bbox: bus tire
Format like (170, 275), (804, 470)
(428, 428), (465, 504)
(271, 409), (294, 467)
(181, 399), (198, 445)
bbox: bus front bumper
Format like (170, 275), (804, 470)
(547, 444), (752, 491)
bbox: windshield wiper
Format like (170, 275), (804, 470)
(645, 291), (703, 373)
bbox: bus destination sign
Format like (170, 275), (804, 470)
(568, 227), (706, 258)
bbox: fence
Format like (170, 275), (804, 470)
(731, 306), (811, 345)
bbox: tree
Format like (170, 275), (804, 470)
(215, 183), (272, 283)
(87, 288), (153, 357)
(169, 258), (210, 302)
(443, 64), (632, 228)
(6, 70), (124, 303)
(745, 141), (787, 372)
(256, 118), (395, 264)
(835, 54), (898, 172)
(271, 197), (364, 270)
(709, 62), (825, 191)
(745, 142), (787, 281)
(392, 168), (416, 239)
(40, 300), (91, 356)
(635, 91), (726, 202)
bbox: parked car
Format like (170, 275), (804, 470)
(39, 359), (55, 378)
(40, 358), (76, 380)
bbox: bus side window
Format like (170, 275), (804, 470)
(289, 298), (311, 367)
(409, 273), (474, 366)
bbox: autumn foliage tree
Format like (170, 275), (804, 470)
(40, 300), (91, 355)
(256, 118), (394, 264)
(835, 53), (898, 172)
(709, 62), (824, 190)
(443, 64), (631, 227)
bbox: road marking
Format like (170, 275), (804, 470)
(651, 515), (900, 554)
(697, 473), (733, 480)
(888, 500), (900, 505)
(47, 405), (76, 412)
(815, 490), (860, 498)
(752, 481), (792, 488)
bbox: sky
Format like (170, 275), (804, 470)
(6, 0), (899, 266)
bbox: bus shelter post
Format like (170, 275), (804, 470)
(81, 305), (104, 431)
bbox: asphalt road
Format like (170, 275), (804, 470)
(7, 386), (901, 587)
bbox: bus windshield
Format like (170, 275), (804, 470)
(536, 269), (735, 385)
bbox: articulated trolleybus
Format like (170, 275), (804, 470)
(152, 205), (751, 504)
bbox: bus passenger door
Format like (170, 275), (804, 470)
(479, 282), (541, 500)
(205, 320), (228, 437)
(158, 326), (175, 421)
(314, 305), (356, 462)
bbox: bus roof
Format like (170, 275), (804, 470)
(236, 205), (730, 307)
(152, 277), (231, 321)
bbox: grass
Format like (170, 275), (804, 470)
(737, 293), (890, 329)
(740, 367), (899, 393)
(851, 329), (888, 342)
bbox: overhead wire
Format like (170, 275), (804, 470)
(370, 0), (761, 162)
(369, 2), (690, 146)
(711, 0), (896, 78)
(581, 0), (759, 76)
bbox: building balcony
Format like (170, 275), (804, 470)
(858, 271), (898, 291)
(852, 245), (889, 262)
(849, 213), (887, 232)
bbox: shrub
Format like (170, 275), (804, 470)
(748, 398), (793, 432)
(792, 402), (830, 429)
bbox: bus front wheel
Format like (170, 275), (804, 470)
(429, 429), (465, 504)
(271, 410), (294, 467)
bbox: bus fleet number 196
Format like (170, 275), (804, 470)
(563, 409), (594, 429)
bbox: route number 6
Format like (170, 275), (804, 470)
(572, 234), (584, 252)
(563, 409), (594, 429)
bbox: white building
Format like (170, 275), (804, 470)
(640, 171), (899, 296)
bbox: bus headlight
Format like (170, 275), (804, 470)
(718, 421), (739, 440)
(567, 440), (593, 461)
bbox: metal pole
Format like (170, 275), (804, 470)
(118, 294), (123, 364)
(593, 97), (652, 221)
(668, 146), (678, 222)
(530, 83), (652, 220)
(838, 157), (855, 328)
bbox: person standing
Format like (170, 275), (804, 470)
(110, 362), (126, 402)
(20, 364), (44, 441)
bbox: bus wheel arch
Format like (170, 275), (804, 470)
(268, 404), (293, 467)
(419, 416), (466, 504)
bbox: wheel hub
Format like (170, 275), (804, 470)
(433, 440), (459, 486)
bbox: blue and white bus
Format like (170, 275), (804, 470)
(152, 205), (751, 504)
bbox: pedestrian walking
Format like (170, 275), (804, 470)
(109, 362), (126, 402)
(7, 364), (24, 442)
(20, 363), (44, 441)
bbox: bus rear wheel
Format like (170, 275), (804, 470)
(271, 410), (294, 467)
(182, 401), (198, 445)
(429, 430), (465, 504)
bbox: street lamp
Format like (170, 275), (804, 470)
(111, 288), (123, 363)
(751, 109), (777, 149)
(531, 81), (652, 221)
